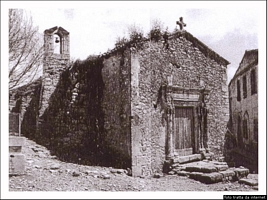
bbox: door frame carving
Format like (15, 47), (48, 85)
(163, 85), (210, 160)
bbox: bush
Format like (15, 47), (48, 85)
(148, 19), (164, 42)
(127, 23), (144, 43)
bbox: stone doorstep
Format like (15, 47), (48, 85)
(173, 154), (202, 164)
(185, 165), (220, 173)
(9, 136), (26, 147)
(177, 170), (190, 176)
(214, 164), (229, 172)
(188, 172), (203, 181)
(219, 170), (236, 178)
(238, 178), (258, 186)
(186, 168), (250, 184)
(233, 168), (250, 180)
(198, 172), (223, 184)
(239, 178), (258, 186)
(9, 154), (26, 175)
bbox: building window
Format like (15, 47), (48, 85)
(237, 115), (242, 147)
(243, 119), (248, 139)
(243, 112), (249, 140)
(251, 69), (257, 95)
(237, 80), (241, 101)
(243, 75), (247, 99)
(253, 118), (258, 141)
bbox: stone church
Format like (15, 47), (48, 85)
(9, 21), (230, 177)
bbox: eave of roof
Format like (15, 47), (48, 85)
(169, 31), (230, 66)
(228, 49), (258, 86)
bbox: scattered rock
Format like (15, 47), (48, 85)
(50, 164), (61, 170)
(101, 174), (111, 179)
(153, 173), (161, 178)
(31, 147), (39, 153)
(167, 170), (176, 175)
(50, 155), (57, 159)
(72, 171), (80, 177)
(117, 169), (125, 174)
(110, 169), (117, 174)
(38, 153), (47, 158)
(33, 165), (42, 169)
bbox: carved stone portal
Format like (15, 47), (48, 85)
(162, 85), (210, 160)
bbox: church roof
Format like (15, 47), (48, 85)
(170, 31), (230, 66)
(228, 49), (258, 86)
(44, 26), (69, 35)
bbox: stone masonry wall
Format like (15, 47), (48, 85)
(11, 55), (132, 169)
(131, 31), (229, 176)
(9, 78), (42, 138)
(101, 49), (132, 168)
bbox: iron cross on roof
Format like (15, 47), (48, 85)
(176, 17), (186, 30)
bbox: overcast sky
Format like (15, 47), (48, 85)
(18, 1), (264, 83)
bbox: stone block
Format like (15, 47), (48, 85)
(201, 165), (217, 173)
(188, 172), (203, 181)
(239, 178), (258, 186)
(9, 146), (22, 153)
(234, 168), (249, 180)
(9, 113), (20, 136)
(189, 154), (202, 162)
(9, 137), (25, 147)
(219, 170), (235, 178)
(9, 154), (25, 175)
(185, 165), (202, 172)
(177, 170), (189, 176)
(174, 156), (189, 164)
(174, 154), (200, 164)
(199, 172), (223, 184)
(215, 164), (228, 172)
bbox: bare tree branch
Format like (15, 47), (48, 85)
(9, 9), (43, 89)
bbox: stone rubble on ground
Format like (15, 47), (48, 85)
(9, 138), (258, 192)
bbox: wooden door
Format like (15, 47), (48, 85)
(174, 107), (194, 156)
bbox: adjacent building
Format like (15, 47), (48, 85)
(227, 49), (258, 172)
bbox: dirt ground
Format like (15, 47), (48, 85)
(8, 138), (259, 198)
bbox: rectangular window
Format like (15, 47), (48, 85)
(243, 119), (248, 139)
(251, 69), (257, 95)
(253, 119), (258, 141)
(243, 75), (247, 99)
(237, 80), (241, 101)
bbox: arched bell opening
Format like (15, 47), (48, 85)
(53, 34), (62, 54)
